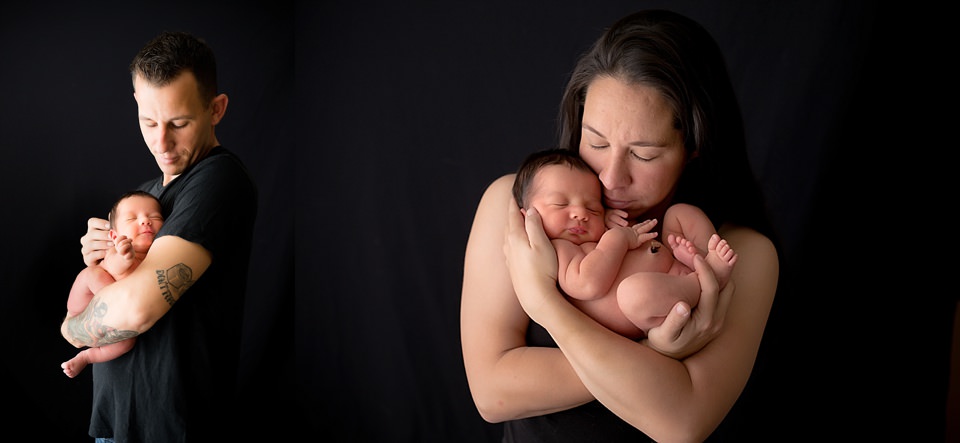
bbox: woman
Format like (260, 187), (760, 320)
(461, 9), (779, 442)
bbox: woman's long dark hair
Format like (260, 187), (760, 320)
(558, 9), (774, 239)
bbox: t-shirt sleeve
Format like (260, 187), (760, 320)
(156, 154), (257, 259)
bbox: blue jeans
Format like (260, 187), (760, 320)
(95, 439), (114, 443)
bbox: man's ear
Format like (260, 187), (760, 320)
(210, 93), (228, 125)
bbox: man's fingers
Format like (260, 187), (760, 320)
(87, 217), (110, 230)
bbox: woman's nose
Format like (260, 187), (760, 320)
(597, 154), (630, 189)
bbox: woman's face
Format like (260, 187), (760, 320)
(578, 76), (687, 221)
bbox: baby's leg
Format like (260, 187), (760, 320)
(617, 272), (702, 335)
(62, 349), (92, 378)
(61, 338), (136, 378)
(66, 266), (116, 315)
(668, 233), (737, 288)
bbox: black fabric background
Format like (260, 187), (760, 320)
(1, 1), (951, 441)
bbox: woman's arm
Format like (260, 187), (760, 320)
(461, 174), (593, 422)
(507, 193), (779, 442)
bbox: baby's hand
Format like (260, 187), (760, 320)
(605, 209), (629, 229)
(114, 235), (135, 261)
(628, 219), (659, 249)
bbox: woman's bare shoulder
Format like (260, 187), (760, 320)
(718, 224), (779, 301)
(474, 173), (516, 213)
(487, 173), (516, 194)
(718, 225), (777, 261)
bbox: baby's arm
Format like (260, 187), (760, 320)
(99, 235), (137, 278)
(662, 203), (738, 287)
(558, 221), (657, 300)
(661, 203), (716, 257)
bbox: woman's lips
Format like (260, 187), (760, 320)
(604, 197), (630, 209)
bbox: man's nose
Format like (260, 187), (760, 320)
(156, 127), (174, 152)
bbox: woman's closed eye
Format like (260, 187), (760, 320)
(629, 149), (654, 162)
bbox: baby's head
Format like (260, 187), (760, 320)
(108, 190), (164, 252)
(513, 149), (605, 244)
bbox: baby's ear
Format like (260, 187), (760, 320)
(520, 208), (527, 217)
(109, 230), (118, 241)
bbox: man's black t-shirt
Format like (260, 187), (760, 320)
(90, 146), (257, 442)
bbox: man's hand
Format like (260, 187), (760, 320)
(81, 217), (112, 266)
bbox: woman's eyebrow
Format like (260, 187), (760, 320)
(582, 123), (605, 138)
(582, 123), (665, 148)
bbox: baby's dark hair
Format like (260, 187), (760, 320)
(512, 148), (595, 208)
(108, 190), (161, 227)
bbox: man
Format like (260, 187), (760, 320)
(62, 31), (257, 442)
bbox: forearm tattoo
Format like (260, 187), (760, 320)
(66, 296), (138, 347)
(64, 263), (195, 347)
(156, 263), (195, 307)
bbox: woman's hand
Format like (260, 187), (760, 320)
(643, 254), (733, 359)
(81, 217), (113, 267)
(502, 201), (559, 323)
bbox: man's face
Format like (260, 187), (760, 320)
(134, 71), (223, 185)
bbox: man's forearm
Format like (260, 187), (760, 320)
(61, 295), (139, 348)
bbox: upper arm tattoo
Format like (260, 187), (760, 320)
(156, 263), (196, 307)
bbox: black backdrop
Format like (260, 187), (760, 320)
(0, 2), (297, 440)
(2, 1), (953, 442)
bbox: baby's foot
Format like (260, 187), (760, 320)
(667, 233), (699, 268)
(61, 359), (88, 378)
(706, 234), (737, 288)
